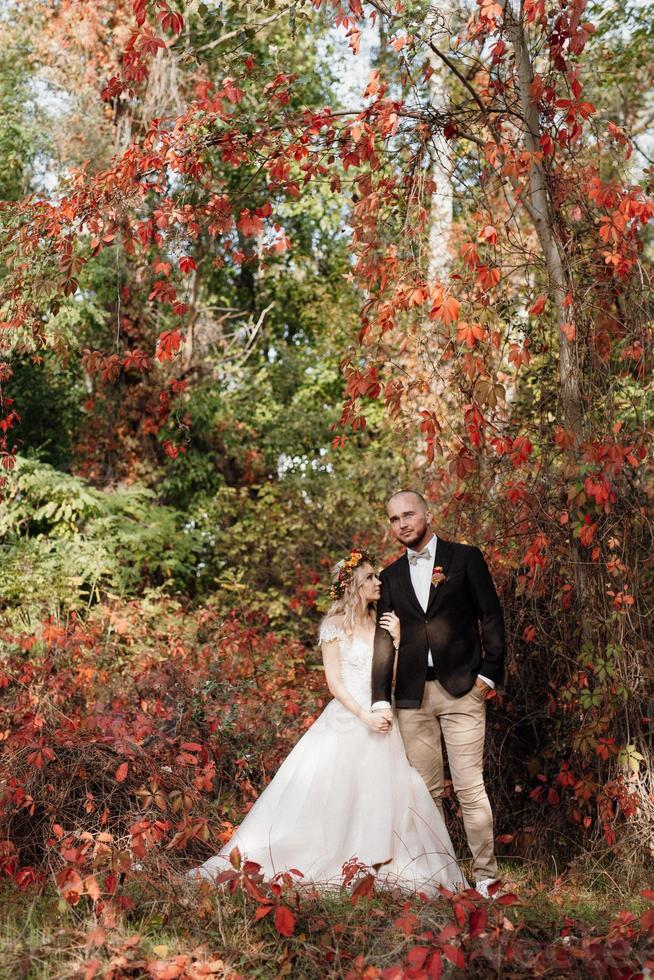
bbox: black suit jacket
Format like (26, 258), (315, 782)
(371, 538), (505, 707)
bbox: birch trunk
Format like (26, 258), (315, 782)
(425, 4), (454, 282)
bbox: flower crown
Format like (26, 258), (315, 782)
(329, 549), (376, 600)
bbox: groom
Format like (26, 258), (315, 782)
(371, 490), (505, 897)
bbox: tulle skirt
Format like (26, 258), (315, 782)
(189, 698), (464, 893)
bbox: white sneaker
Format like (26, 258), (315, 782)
(474, 877), (497, 899)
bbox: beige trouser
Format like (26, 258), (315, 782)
(397, 680), (497, 881)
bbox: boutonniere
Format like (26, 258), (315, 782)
(431, 565), (446, 587)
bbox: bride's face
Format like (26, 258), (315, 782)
(357, 563), (381, 606)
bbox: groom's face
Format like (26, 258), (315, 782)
(387, 493), (431, 549)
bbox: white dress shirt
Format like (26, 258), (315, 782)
(372, 534), (494, 711)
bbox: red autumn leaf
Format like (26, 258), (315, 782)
(115, 762), (129, 783)
(579, 522), (596, 547)
(479, 224), (498, 244)
(449, 447), (475, 479)
(162, 440), (186, 460)
(122, 348), (150, 372)
(15, 867), (37, 889)
(274, 905), (296, 937)
(351, 873), (375, 903)
(254, 904), (273, 921)
(393, 912), (419, 936)
(179, 256), (196, 274)
(477, 264), (501, 289)
(240, 875), (267, 904)
(406, 946), (429, 968)
(442, 944), (466, 968)
(469, 907), (488, 937)
(237, 210), (264, 237)
(429, 291), (459, 324)
(104, 874), (118, 895)
(456, 321), (485, 348)
(438, 922), (460, 943)
(223, 78), (244, 103)
(152, 260), (172, 276)
(138, 30), (166, 56)
(427, 950), (442, 978)
(496, 833), (514, 844)
(640, 908), (654, 931)
(529, 294), (548, 316)
(158, 5), (184, 34)
(156, 330), (184, 362)
(490, 40), (506, 63)
(496, 892), (521, 906)
(132, 0), (147, 26)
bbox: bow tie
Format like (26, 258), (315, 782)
(408, 548), (431, 565)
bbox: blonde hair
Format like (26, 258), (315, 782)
(323, 560), (377, 635)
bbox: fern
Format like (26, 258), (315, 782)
(0, 457), (202, 618)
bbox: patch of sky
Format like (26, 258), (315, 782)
(277, 445), (332, 479)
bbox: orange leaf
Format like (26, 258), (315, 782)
(456, 321), (485, 348)
(85, 874), (101, 902)
(115, 762), (129, 783)
(85, 926), (107, 948)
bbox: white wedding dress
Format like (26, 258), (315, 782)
(189, 621), (464, 892)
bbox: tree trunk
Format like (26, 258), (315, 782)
(506, 13), (584, 441)
(506, 12), (590, 638)
(425, 7), (454, 283)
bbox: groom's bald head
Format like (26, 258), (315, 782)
(387, 490), (427, 513)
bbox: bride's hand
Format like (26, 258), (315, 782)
(379, 611), (400, 648)
(361, 710), (392, 733)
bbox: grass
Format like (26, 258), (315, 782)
(0, 859), (652, 978)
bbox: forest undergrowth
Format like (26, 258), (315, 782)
(1, 598), (653, 978)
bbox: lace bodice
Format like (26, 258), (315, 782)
(319, 620), (373, 705)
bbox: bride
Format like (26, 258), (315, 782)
(189, 549), (464, 892)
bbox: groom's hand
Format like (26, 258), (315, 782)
(374, 707), (394, 726)
(474, 678), (490, 694)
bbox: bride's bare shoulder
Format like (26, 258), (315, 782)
(318, 615), (346, 644)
